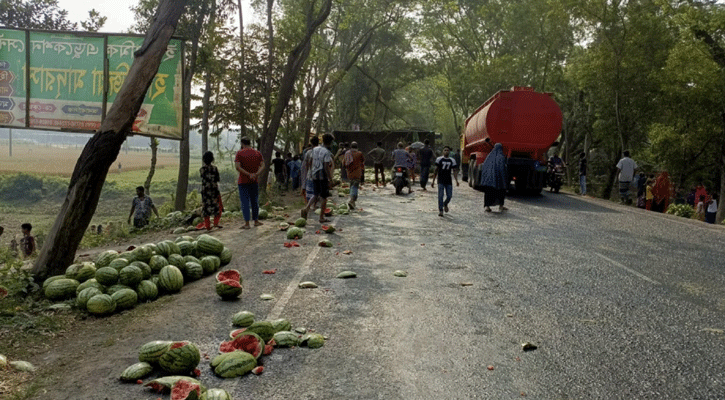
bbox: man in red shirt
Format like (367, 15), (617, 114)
(235, 138), (266, 229)
(344, 141), (365, 209)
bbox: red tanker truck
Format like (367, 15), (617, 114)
(462, 86), (563, 194)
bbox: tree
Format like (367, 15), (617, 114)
(80, 9), (107, 32)
(32, 0), (189, 280)
(0, 0), (76, 30)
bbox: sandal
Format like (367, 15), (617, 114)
(241, 225), (251, 230)
(485, 207), (492, 212)
(254, 221), (263, 226)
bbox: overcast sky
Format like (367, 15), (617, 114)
(56, 0), (254, 34)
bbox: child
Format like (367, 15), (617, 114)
(645, 179), (654, 211)
(695, 195), (707, 221)
(20, 223), (36, 258)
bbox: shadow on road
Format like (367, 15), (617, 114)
(507, 191), (619, 214)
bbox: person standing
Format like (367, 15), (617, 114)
(651, 171), (673, 213)
(335, 143), (349, 182)
(344, 142), (365, 209)
(302, 137), (319, 204)
(407, 146), (417, 184)
(235, 137), (265, 229)
(198, 151), (223, 230)
(272, 152), (286, 191)
(288, 155), (301, 191)
(705, 193), (718, 224)
(418, 139), (434, 191)
(452, 149), (461, 178)
(479, 143), (508, 212)
(302, 133), (334, 223)
(367, 142), (387, 186)
(616, 151), (638, 204)
(431, 146), (459, 217)
(284, 152), (293, 190)
(20, 223), (36, 258)
(128, 186), (159, 228)
(579, 152), (587, 196)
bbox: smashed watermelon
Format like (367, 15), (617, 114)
(216, 270), (241, 283)
(216, 279), (243, 300)
(218, 332), (264, 359)
(171, 379), (201, 400)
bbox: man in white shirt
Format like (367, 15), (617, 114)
(616, 150), (638, 205)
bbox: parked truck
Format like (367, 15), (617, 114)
(462, 86), (563, 194)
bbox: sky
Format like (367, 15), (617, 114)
(56, 0), (254, 34)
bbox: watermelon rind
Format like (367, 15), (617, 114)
(200, 388), (232, 400)
(120, 361), (153, 382)
(144, 376), (205, 393)
(231, 311), (255, 327)
(138, 340), (172, 364)
(213, 351), (257, 378)
(158, 341), (201, 375)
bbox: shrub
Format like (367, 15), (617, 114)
(666, 203), (694, 219)
(0, 173), (67, 203)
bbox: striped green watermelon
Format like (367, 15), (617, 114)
(155, 241), (172, 257)
(219, 248), (232, 266)
(42, 275), (66, 290)
(215, 279), (242, 300)
(76, 287), (103, 310)
(184, 262), (203, 281)
(136, 280), (158, 302)
(200, 388), (231, 400)
(75, 262), (97, 282)
(199, 257), (216, 275)
(149, 255), (169, 273)
(196, 234), (224, 256)
(168, 253), (186, 269)
(130, 261), (152, 279)
(95, 267), (119, 286)
(86, 294), (116, 315)
(159, 265), (184, 293)
(94, 250), (119, 269)
(158, 341), (201, 375)
(144, 376), (205, 393)
(118, 251), (137, 263)
(138, 340), (172, 364)
(120, 361), (153, 382)
(108, 258), (130, 272)
(132, 245), (154, 263)
(231, 311), (255, 327)
(75, 278), (104, 296)
(45, 278), (80, 300)
(177, 241), (194, 256)
(105, 284), (132, 295)
(271, 318), (292, 333)
(175, 235), (195, 243)
(243, 321), (275, 342)
(65, 263), (83, 280)
(111, 288), (137, 310)
(272, 331), (300, 347)
(213, 350), (256, 378)
(119, 265), (143, 287)
(183, 255), (201, 265)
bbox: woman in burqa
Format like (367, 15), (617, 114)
(479, 143), (509, 212)
(651, 171), (673, 213)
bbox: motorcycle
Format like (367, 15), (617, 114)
(392, 165), (410, 195)
(547, 164), (565, 193)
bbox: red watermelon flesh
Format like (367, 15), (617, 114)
(252, 366), (264, 375)
(264, 344), (274, 355)
(216, 270), (240, 282)
(171, 380), (201, 400)
(218, 333), (263, 358)
(221, 279), (241, 288)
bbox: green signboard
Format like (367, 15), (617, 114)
(0, 28), (184, 140)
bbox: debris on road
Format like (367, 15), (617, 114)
(393, 270), (408, 277)
(336, 271), (357, 279)
(299, 281), (318, 289)
(521, 342), (537, 352)
(460, 282), (473, 287)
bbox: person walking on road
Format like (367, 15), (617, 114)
(272, 152), (287, 192)
(198, 151), (223, 230)
(235, 137), (265, 229)
(579, 151), (587, 196)
(479, 143), (508, 213)
(344, 142), (365, 209)
(418, 139), (434, 191)
(407, 146), (417, 184)
(302, 133), (334, 223)
(431, 146), (459, 217)
(616, 151), (638, 204)
(301, 137), (319, 204)
(367, 142), (387, 186)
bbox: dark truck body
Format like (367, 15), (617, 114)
(462, 87), (562, 194)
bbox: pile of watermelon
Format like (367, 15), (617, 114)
(43, 234), (233, 317)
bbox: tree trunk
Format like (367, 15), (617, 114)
(237, 0), (247, 139)
(718, 110), (725, 224)
(32, 0), (189, 280)
(144, 138), (159, 195)
(175, 0), (208, 211)
(262, 0), (275, 136)
(258, 0), (333, 193)
(201, 70), (212, 154)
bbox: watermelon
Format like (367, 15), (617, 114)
(76, 287), (102, 310)
(219, 248), (232, 266)
(321, 225), (336, 233)
(129, 261), (152, 279)
(155, 241), (171, 258)
(200, 388), (232, 400)
(108, 258), (130, 272)
(65, 263), (82, 280)
(75, 262), (97, 282)
(159, 341), (201, 375)
(168, 254), (186, 269)
(184, 262), (203, 281)
(175, 235), (195, 243)
(106, 284), (132, 295)
(45, 278), (80, 300)
(159, 265), (184, 293)
(132, 245), (155, 262)
(86, 294), (116, 315)
(183, 255), (201, 265)
(119, 265), (143, 287)
(199, 256), (217, 275)
(257, 209), (269, 220)
(120, 361), (153, 382)
(42, 275), (66, 290)
(231, 311), (255, 327)
(145, 376), (205, 394)
(216, 279), (242, 300)
(301, 333), (325, 348)
(273, 331), (300, 347)
(243, 321), (275, 342)
(196, 234), (224, 255)
(136, 280), (158, 302)
(213, 350), (257, 378)
(172, 227), (186, 235)
(294, 218), (307, 227)
(218, 332), (264, 359)
(171, 379), (201, 400)
(95, 267), (119, 286)
(111, 288), (138, 310)
(318, 239), (333, 247)
(142, 242), (159, 255)
(271, 318), (292, 333)
(149, 255), (169, 273)
(118, 251), (137, 263)
(177, 241), (194, 256)
(216, 269), (241, 283)
(286, 227), (304, 240)
(75, 278), (104, 296)
(95, 250), (119, 269)
(139, 340), (172, 364)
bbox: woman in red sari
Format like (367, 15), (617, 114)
(651, 171), (673, 213)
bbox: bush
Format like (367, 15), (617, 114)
(666, 203), (694, 218)
(0, 173), (67, 203)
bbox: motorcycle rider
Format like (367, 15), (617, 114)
(392, 142), (413, 194)
(547, 153), (566, 187)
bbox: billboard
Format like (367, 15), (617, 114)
(0, 28), (184, 140)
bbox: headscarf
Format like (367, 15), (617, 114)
(651, 171), (672, 208)
(479, 143), (508, 189)
(695, 185), (708, 206)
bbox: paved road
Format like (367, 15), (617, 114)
(219, 182), (725, 400)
